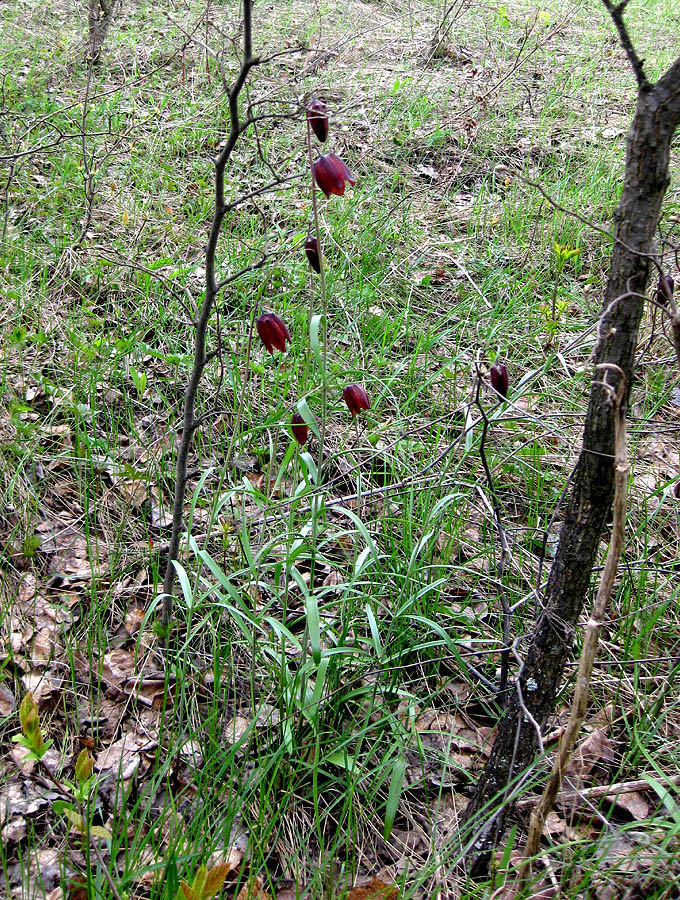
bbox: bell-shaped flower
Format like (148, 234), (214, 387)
(313, 153), (356, 198)
(656, 273), (675, 307)
(305, 233), (321, 273)
(490, 363), (509, 399)
(291, 412), (309, 446)
(342, 384), (370, 416)
(306, 99), (329, 143)
(256, 312), (291, 355)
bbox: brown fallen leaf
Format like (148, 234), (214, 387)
(0, 683), (16, 716)
(236, 875), (271, 900)
(95, 732), (147, 779)
(208, 846), (244, 874)
(345, 877), (399, 900)
(565, 728), (614, 782)
(607, 789), (650, 820)
(125, 606), (145, 636)
(223, 715), (253, 745)
(103, 648), (137, 686)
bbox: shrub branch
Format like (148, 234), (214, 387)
(161, 0), (260, 632)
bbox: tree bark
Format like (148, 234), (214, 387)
(461, 33), (680, 874)
(87, 0), (120, 65)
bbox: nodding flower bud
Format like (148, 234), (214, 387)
(490, 363), (509, 399)
(305, 234), (321, 273)
(291, 412), (309, 446)
(313, 153), (356, 199)
(342, 384), (370, 416)
(306, 98), (329, 143)
(656, 273), (675, 307)
(256, 313), (291, 355)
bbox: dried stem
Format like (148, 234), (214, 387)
(519, 366), (628, 878)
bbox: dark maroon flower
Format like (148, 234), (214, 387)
(291, 412), (309, 446)
(656, 273), (675, 307)
(490, 363), (509, 399)
(342, 384), (370, 416)
(305, 233), (321, 273)
(313, 153), (356, 199)
(306, 98), (328, 143)
(256, 313), (291, 355)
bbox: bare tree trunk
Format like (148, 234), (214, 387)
(461, 5), (680, 873)
(87, 0), (120, 65)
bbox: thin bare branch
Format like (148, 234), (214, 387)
(161, 0), (260, 630)
(601, 0), (650, 91)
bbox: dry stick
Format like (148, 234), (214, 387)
(671, 311), (680, 370)
(161, 0), (259, 632)
(518, 364), (629, 880)
(515, 773), (680, 812)
(474, 370), (511, 704)
(76, 52), (96, 246)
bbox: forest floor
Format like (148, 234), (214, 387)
(1, 0), (680, 898)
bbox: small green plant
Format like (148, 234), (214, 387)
(177, 862), (232, 900)
(13, 693), (52, 761)
(130, 366), (147, 399)
(13, 693), (113, 890)
(52, 747), (111, 841)
(21, 533), (41, 559)
(542, 241), (581, 338)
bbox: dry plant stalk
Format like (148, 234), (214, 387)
(519, 364), (629, 876)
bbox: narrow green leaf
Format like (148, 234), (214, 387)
(297, 397), (321, 442)
(75, 748), (94, 785)
(305, 593), (321, 665)
(366, 603), (383, 661)
(173, 560), (195, 610)
(384, 755), (407, 840)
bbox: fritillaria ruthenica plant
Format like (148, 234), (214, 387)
(301, 96), (357, 464)
(312, 153), (356, 199)
(256, 312), (291, 354)
(656, 273), (675, 307)
(342, 384), (370, 416)
(291, 412), (309, 446)
(305, 233), (321, 273)
(490, 362), (509, 399)
(306, 98), (329, 143)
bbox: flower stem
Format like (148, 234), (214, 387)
(306, 118), (328, 477)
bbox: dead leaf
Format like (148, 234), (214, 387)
(128, 675), (169, 709)
(0, 683), (16, 716)
(116, 478), (147, 509)
(125, 606), (145, 636)
(95, 732), (146, 778)
(566, 728), (614, 782)
(34, 520), (102, 580)
(208, 846), (245, 873)
(544, 810), (568, 835)
(345, 877), (398, 900)
(607, 789), (650, 820)
(222, 715), (252, 745)
(236, 875), (270, 900)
